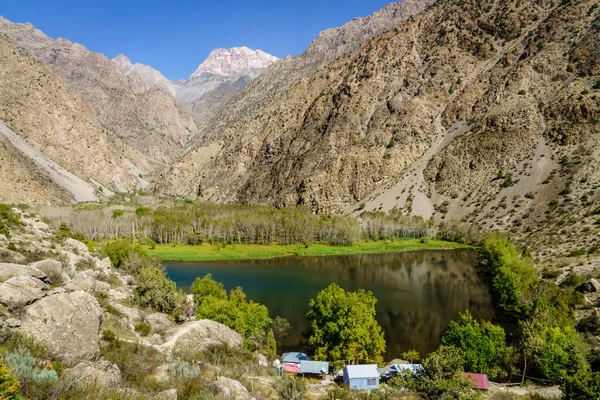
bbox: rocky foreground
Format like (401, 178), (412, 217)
(0, 209), (260, 399)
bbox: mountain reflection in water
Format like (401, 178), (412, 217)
(165, 249), (493, 358)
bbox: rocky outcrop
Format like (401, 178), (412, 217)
(0, 263), (47, 282)
(577, 279), (600, 293)
(159, 319), (243, 360)
(64, 361), (121, 386)
(216, 376), (251, 400)
(0, 276), (49, 307)
(145, 313), (172, 333)
(19, 290), (102, 362)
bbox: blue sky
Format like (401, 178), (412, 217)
(2, 0), (392, 80)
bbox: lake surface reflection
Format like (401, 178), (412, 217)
(165, 249), (493, 358)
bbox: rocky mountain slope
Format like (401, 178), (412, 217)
(0, 34), (151, 204)
(156, 0), (599, 266)
(112, 53), (176, 95)
(0, 16), (198, 164)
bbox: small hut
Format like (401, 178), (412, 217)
(343, 364), (379, 390)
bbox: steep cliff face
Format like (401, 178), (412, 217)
(0, 17), (198, 164)
(0, 34), (150, 203)
(156, 0), (600, 254)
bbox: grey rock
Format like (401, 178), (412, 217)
(0, 248), (24, 263)
(19, 290), (102, 362)
(0, 263), (47, 282)
(97, 257), (112, 271)
(64, 361), (121, 386)
(576, 279), (600, 293)
(146, 313), (172, 332)
(0, 276), (49, 307)
(156, 389), (178, 400)
(159, 319), (242, 360)
(65, 271), (111, 292)
(151, 333), (164, 345)
(65, 238), (88, 254)
(29, 260), (65, 284)
(6, 318), (21, 328)
(110, 302), (140, 322)
(216, 376), (250, 399)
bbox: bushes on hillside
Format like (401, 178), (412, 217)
(0, 357), (20, 399)
(133, 262), (181, 314)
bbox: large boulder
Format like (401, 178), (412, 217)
(64, 361), (121, 386)
(0, 276), (49, 307)
(19, 290), (102, 362)
(146, 313), (172, 332)
(216, 376), (251, 400)
(0, 263), (47, 282)
(64, 238), (89, 254)
(0, 249), (25, 264)
(576, 279), (600, 293)
(65, 271), (111, 292)
(29, 260), (67, 285)
(159, 319), (243, 360)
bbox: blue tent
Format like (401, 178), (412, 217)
(282, 352), (310, 364)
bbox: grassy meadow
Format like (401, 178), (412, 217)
(143, 239), (469, 261)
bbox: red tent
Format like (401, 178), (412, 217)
(463, 373), (489, 390)
(283, 363), (301, 373)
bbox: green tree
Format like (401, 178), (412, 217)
(305, 283), (385, 366)
(134, 265), (181, 313)
(562, 369), (600, 400)
(272, 316), (291, 351)
(0, 357), (20, 399)
(442, 311), (513, 379)
(111, 209), (124, 219)
(104, 240), (145, 268)
(520, 315), (589, 381)
(412, 346), (479, 400)
(190, 274), (227, 303)
(401, 349), (420, 364)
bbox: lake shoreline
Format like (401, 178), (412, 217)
(145, 239), (470, 262)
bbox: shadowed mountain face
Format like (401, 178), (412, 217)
(155, 0), (600, 264)
(0, 16), (199, 164)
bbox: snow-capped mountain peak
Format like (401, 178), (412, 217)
(190, 46), (278, 79)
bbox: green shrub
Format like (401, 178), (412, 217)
(103, 240), (146, 269)
(134, 322), (151, 337)
(112, 209), (124, 219)
(101, 329), (118, 344)
(134, 265), (180, 314)
(563, 369), (600, 400)
(273, 376), (306, 400)
(104, 304), (123, 317)
(0, 220), (9, 237)
(0, 357), (20, 399)
(166, 360), (201, 379)
(518, 89), (526, 95)
(560, 272), (587, 287)
(4, 350), (58, 384)
(0, 204), (20, 225)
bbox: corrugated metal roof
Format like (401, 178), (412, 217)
(463, 373), (489, 390)
(344, 364), (379, 379)
(300, 360), (329, 374)
(282, 352), (310, 363)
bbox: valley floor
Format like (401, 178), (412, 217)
(144, 239), (468, 261)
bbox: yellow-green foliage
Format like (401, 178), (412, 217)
(0, 357), (20, 399)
